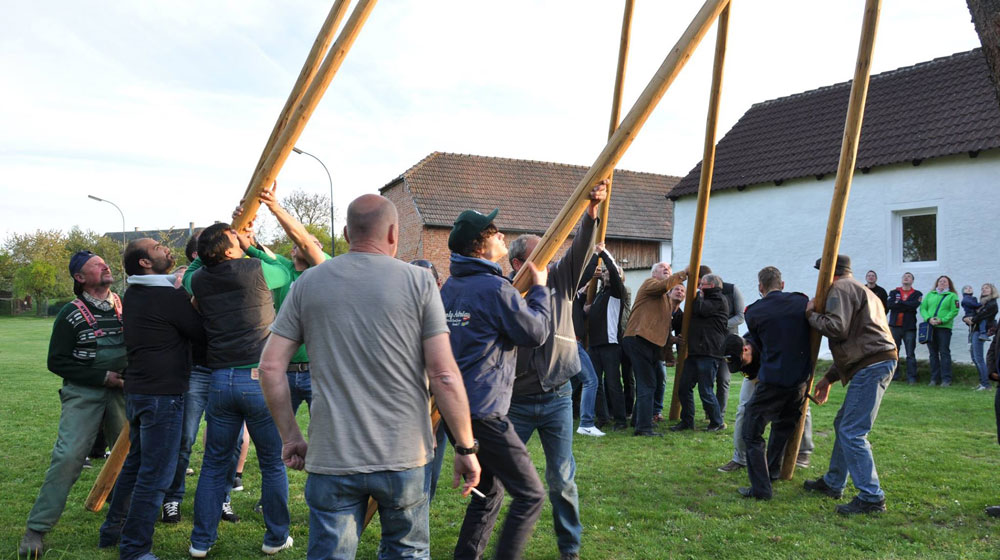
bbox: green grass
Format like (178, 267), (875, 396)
(2, 315), (999, 559)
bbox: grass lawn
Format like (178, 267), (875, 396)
(2, 315), (999, 559)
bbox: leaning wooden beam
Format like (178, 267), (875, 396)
(587, 0), (635, 304)
(233, 0), (378, 231)
(241, 0), (351, 203)
(668, 3), (730, 421)
(780, 0), (882, 480)
(85, 425), (129, 512)
(512, 0), (730, 292)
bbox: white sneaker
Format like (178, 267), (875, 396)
(576, 426), (606, 437)
(189, 545), (211, 558)
(262, 536), (293, 555)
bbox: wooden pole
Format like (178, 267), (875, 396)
(240, 0), (351, 204)
(233, 0), (378, 231)
(512, 0), (730, 293)
(587, 0), (634, 304)
(780, 0), (882, 480)
(85, 424), (129, 512)
(667, 4), (730, 421)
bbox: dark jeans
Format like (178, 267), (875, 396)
(889, 327), (918, 381)
(679, 356), (724, 428)
(101, 393), (184, 560)
(588, 344), (624, 425)
(286, 368), (313, 415)
(742, 382), (807, 499)
(623, 336), (659, 434)
(927, 328), (953, 384)
(508, 384), (582, 555)
(455, 415), (545, 560)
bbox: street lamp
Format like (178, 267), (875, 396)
(87, 194), (126, 253)
(291, 146), (336, 255)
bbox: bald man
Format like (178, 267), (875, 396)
(260, 194), (481, 559)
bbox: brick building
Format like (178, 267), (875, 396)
(380, 152), (678, 290)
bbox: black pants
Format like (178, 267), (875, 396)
(455, 415), (545, 560)
(622, 351), (635, 418)
(623, 336), (659, 434)
(589, 344), (624, 425)
(743, 382), (807, 499)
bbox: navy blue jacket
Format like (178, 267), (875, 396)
(441, 255), (551, 419)
(745, 290), (812, 387)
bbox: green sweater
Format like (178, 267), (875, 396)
(247, 246), (331, 364)
(47, 298), (127, 387)
(920, 290), (959, 329)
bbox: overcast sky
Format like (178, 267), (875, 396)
(0, 1), (982, 240)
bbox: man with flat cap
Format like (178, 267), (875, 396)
(802, 254), (898, 515)
(20, 250), (127, 558)
(441, 206), (551, 560)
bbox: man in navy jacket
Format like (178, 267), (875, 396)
(441, 208), (551, 560)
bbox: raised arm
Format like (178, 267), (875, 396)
(258, 188), (326, 267)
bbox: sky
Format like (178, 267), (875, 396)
(0, 1), (983, 241)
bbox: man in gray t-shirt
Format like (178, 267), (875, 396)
(260, 194), (481, 559)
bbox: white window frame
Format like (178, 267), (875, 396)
(890, 205), (939, 269)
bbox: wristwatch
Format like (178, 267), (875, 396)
(455, 439), (479, 455)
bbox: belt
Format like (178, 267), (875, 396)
(287, 363), (310, 373)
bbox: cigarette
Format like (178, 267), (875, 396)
(470, 487), (486, 499)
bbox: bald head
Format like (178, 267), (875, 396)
(346, 194), (398, 255)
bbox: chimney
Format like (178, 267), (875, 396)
(134, 227), (139, 232)
(189, 222), (195, 235)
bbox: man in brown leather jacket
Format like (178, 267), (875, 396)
(801, 254), (897, 515)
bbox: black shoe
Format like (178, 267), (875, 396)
(706, 423), (727, 432)
(560, 554), (580, 560)
(613, 422), (628, 431)
(986, 505), (1000, 518)
(835, 496), (886, 515)
(161, 501), (181, 523)
(669, 423), (693, 432)
(97, 529), (120, 549)
(803, 477), (843, 499)
(82, 457), (93, 469)
(221, 501), (240, 523)
(19, 529), (44, 558)
(633, 431), (663, 437)
(738, 487), (771, 500)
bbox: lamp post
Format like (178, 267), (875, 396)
(291, 146), (336, 255)
(87, 194), (126, 253)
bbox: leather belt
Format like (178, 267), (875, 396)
(287, 363), (310, 372)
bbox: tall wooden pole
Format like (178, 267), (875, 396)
(587, 0), (634, 304)
(667, 4), (730, 421)
(780, 0), (882, 480)
(512, 0), (730, 293)
(233, 0), (378, 231)
(240, 0), (351, 204)
(85, 425), (129, 512)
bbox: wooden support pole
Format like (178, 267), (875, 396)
(587, 0), (634, 304)
(240, 0), (351, 204)
(780, 0), (881, 480)
(512, 0), (730, 293)
(233, 0), (378, 231)
(668, 3), (730, 421)
(85, 424), (129, 512)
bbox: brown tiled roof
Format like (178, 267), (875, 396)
(670, 48), (1000, 198)
(381, 152), (678, 241)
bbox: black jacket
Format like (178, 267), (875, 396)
(123, 283), (206, 394)
(887, 287), (922, 330)
(686, 287), (730, 358)
(972, 298), (998, 333)
(585, 250), (627, 346)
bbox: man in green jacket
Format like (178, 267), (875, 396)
(20, 250), (128, 558)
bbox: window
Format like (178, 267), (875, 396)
(895, 208), (937, 263)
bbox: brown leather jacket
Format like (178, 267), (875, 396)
(807, 273), (898, 384)
(624, 270), (688, 347)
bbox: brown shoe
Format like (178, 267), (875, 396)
(717, 460), (745, 473)
(19, 529), (44, 558)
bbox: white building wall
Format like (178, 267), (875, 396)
(671, 149), (1000, 363)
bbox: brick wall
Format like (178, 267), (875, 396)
(383, 181), (423, 263)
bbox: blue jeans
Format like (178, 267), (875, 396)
(304, 466), (430, 560)
(101, 394), (184, 559)
(889, 327), (917, 381)
(679, 356), (724, 427)
(972, 330), (990, 385)
(927, 328), (953, 384)
(822, 359), (895, 503)
(287, 367), (313, 414)
(427, 423), (447, 503)
(165, 369), (240, 505)
(190, 368), (289, 551)
(508, 383), (582, 555)
(575, 342), (598, 429)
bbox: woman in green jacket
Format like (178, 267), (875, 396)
(920, 275), (960, 386)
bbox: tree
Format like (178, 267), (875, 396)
(14, 261), (62, 316)
(282, 189), (332, 228)
(968, 0), (1000, 107)
(260, 189), (346, 257)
